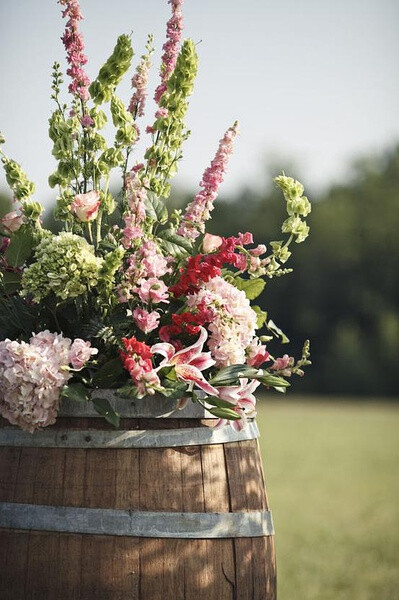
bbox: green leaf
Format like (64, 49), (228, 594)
(158, 379), (188, 400)
(234, 276), (266, 300)
(204, 396), (237, 409)
(208, 407), (241, 420)
(158, 228), (193, 258)
(266, 319), (290, 344)
(61, 383), (90, 402)
(209, 364), (261, 386)
(92, 397), (120, 428)
(252, 305), (267, 329)
(1, 270), (22, 294)
(5, 227), (35, 267)
(144, 192), (168, 223)
(91, 357), (125, 388)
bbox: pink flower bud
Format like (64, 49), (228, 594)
(71, 191), (101, 222)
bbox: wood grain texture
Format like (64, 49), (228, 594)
(0, 417), (276, 599)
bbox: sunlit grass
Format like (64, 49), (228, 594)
(257, 396), (399, 600)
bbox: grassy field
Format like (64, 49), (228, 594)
(256, 397), (399, 600)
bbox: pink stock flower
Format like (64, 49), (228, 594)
(137, 278), (169, 304)
(202, 233), (223, 254)
(271, 354), (295, 376)
(59, 0), (90, 101)
(132, 307), (160, 334)
(69, 338), (98, 369)
(0, 211), (25, 234)
(178, 122), (239, 240)
(250, 244), (267, 257)
(154, 0), (184, 105)
(214, 379), (260, 431)
(152, 326), (218, 396)
(71, 190), (101, 222)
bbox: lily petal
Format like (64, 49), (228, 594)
(175, 363), (219, 397)
(171, 327), (208, 366)
(151, 342), (175, 365)
(190, 352), (215, 371)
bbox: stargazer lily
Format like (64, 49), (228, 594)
(151, 327), (218, 396)
(215, 378), (260, 431)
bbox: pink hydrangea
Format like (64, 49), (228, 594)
(71, 190), (101, 222)
(0, 331), (97, 432)
(132, 307), (160, 334)
(178, 122), (239, 240)
(187, 276), (257, 367)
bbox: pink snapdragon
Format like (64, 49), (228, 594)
(69, 338), (98, 369)
(0, 331), (97, 432)
(0, 211), (25, 234)
(271, 354), (295, 376)
(214, 379), (260, 431)
(71, 190), (101, 222)
(132, 307), (160, 334)
(154, 0), (184, 105)
(122, 171), (147, 248)
(152, 326), (218, 396)
(178, 122), (239, 240)
(59, 0), (90, 101)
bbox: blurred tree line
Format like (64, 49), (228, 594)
(201, 145), (399, 397)
(1, 145), (398, 396)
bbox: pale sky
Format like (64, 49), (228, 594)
(0, 0), (398, 206)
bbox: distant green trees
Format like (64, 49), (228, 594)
(206, 145), (399, 396)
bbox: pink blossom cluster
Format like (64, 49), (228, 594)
(71, 190), (100, 222)
(59, 0), (90, 101)
(178, 122), (239, 240)
(122, 171), (147, 248)
(0, 331), (97, 432)
(187, 276), (257, 367)
(118, 239), (172, 305)
(154, 0), (184, 104)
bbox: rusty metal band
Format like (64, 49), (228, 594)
(0, 502), (274, 538)
(59, 392), (214, 419)
(0, 421), (259, 449)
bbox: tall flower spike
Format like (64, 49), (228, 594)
(129, 34), (154, 119)
(154, 0), (184, 105)
(178, 121), (239, 240)
(59, 0), (90, 101)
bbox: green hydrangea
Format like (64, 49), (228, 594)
(22, 232), (103, 302)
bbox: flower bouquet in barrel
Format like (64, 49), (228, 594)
(0, 0), (311, 433)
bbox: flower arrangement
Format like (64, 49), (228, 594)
(0, 0), (311, 433)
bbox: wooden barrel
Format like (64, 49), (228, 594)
(0, 392), (276, 599)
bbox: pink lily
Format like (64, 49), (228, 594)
(215, 378), (260, 431)
(151, 327), (218, 396)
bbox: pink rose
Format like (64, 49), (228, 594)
(69, 339), (98, 369)
(202, 233), (223, 253)
(132, 308), (160, 334)
(71, 191), (101, 222)
(0, 211), (25, 233)
(137, 278), (169, 304)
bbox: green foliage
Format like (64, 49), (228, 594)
(91, 396), (120, 428)
(4, 226), (35, 267)
(234, 276), (266, 300)
(61, 383), (89, 402)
